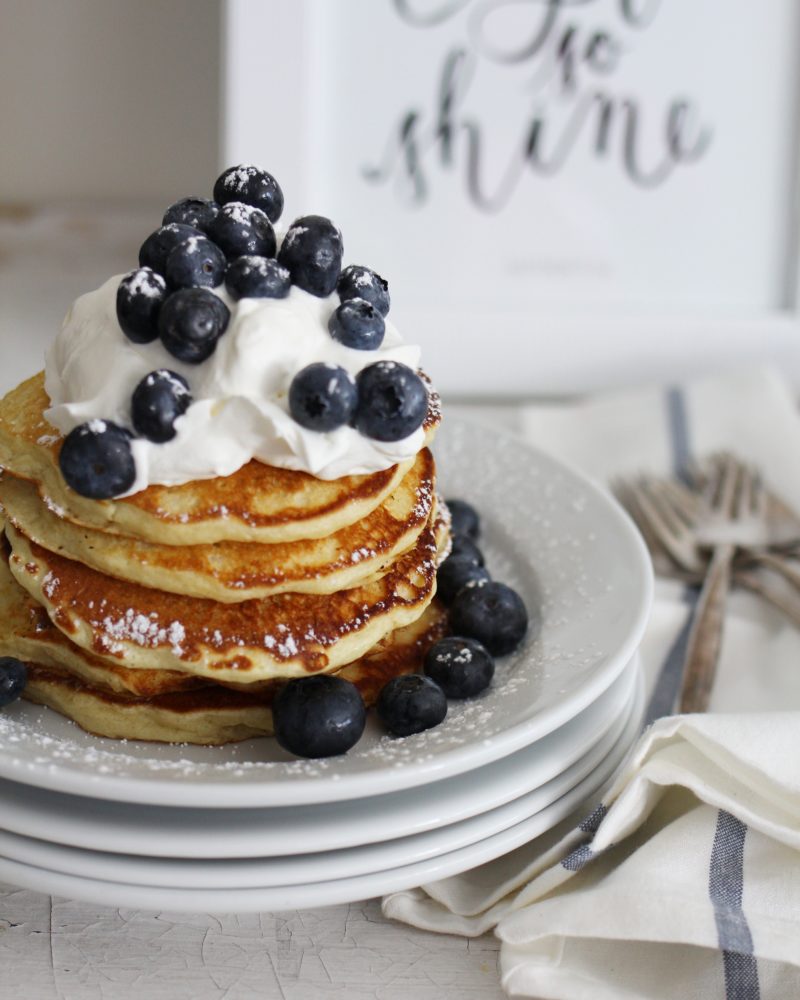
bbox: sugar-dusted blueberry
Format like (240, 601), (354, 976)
(449, 581), (529, 656)
(277, 215), (343, 297)
(225, 255), (291, 300)
(449, 535), (484, 567)
(139, 223), (203, 275)
(377, 674), (447, 737)
(424, 637), (495, 699)
(0, 657), (27, 708)
(213, 165), (284, 224)
(272, 674), (366, 758)
(328, 298), (385, 351)
(59, 420), (136, 499)
(208, 202), (276, 260)
(289, 363), (357, 433)
(165, 235), (226, 290)
(337, 264), (390, 317)
(158, 288), (230, 364)
(354, 361), (428, 442)
(446, 498), (480, 540)
(116, 267), (167, 344)
(162, 197), (220, 233)
(436, 554), (490, 605)
(131, 370), (192, 443)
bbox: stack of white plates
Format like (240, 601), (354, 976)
(0, 422), (652, 911)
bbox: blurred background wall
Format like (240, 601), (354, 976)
(0, 0), (220, 205)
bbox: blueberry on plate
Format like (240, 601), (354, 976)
(59, 420), (136, 499)
(446, 498), (480, 540)
(277, 215), (343, 297)
(165, 235), (226, 290)
(337, 264), (390, 317)
(225, 255), (291, 300)
(116, 267), (168, 344)
(436, 554), (490, 605)
(424, 637), (495, 699)
(0, 657), (27, 708)
(158, 288), (230, 364)
(213, 164), (284, 224)
(354, 361), (428, 442)
(207, 202), (276, 259)
(272, 674), (366, 758)
(162, 197), (220, 233)
(328, 298), (385, 351)
(449, 535), (484, 567)
(449, 581), (529, 656)
(139, 223), (204, 275)
(377, 674), (447, 737)
(131, 370), (192, 443)
(289, 363), (357, 432)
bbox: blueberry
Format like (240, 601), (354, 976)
(337, 264), (390, 317)
(449, 581), (529, 656)
(162, 197), (220, 233)
(377, 674), (447, 737)
(289, 363), (357, 432)
(207, 202), (276, 259)
(116, 267), (168, 344)
(165, 235), (226, 290)
(328, 298), (385, 351)
(436, 555), (491, 605)
(447, 498), (480, 540)
(213, 165), (284, 224)
(0, 657), (27, 708)
(354, 361), (428, 442)
(225, 255), (291, 300)
(131, 370), (192, 443)
(449, 535), (484, 566)
(277, 215), (343, 297)
(424, 637), (495, 699)
(59, 420), (136, 500)
(158, 288), (230, 364)
(139, 223), (203, 275)
(272, 674), (366, 758)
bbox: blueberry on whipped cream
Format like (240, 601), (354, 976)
(131, 370), (192, 443)
(165, 235), (226, 290)
(116, 267), (167, 344)
(213, 164), (284, 225)
(162, 196), (220, 232)
(59, 420), (136, 499)
(289, 363), (357, 432)
(138, 223), (203, 274)
(328, 298), (385, 351)
(225, 255), (290, 300)
(158, 287), (230, 364)
(337, 264), (390, 317)
(354, 362), (428, 442)
(207, 202), (277, 260)
(277, 215), (343, 297)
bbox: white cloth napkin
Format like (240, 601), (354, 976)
(384, 366), (800, 999)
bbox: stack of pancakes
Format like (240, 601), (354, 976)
(0, 373), (449, 744)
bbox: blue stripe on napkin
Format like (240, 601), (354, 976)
(709, 811), (760, 999)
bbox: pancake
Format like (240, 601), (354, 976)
(0, 449), (435, 601)
(0, 372), (440, 546)
(20, 602), (449, 744)
(6, 510), (446, 683)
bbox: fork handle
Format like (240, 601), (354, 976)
(679, 543), (735, 713)
(750, 551), (800, 591)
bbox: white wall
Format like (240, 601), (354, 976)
(0, 0), (222, 204)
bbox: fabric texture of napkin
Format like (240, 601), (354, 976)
(383, 366), (800, 999)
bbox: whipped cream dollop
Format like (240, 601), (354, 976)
(44, 275), (426, 493)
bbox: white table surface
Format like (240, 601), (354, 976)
(0, 203), (528, 1000)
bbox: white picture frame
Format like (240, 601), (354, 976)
(221, 0), (800, 397)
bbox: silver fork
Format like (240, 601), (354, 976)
(615, 457), (800, 712)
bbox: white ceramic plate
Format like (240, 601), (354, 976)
(0, 420), (652, 808)
(0, 654), (638, 859)
(0, 665), (640, 887)
(0, 668), (643, 911)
